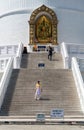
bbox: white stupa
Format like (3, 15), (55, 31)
(0, 0), (84, 45)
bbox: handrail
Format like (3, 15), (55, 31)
(61, 42), (69, 57)
(0, 57), (13, 109)
(0, 43), (23, 69)
(72, 57), (84, 112)
(62, 42), (84, 69)
(14, 42), (23, 68)
(61, 42), (69, 69)
(0, 57), (9, 72)
(77, 58), (84, 71)
(16, 43), (23, 57)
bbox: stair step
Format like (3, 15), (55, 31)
(0, 53), (83, 117)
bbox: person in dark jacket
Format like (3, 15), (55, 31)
(48, 46), (53, 61)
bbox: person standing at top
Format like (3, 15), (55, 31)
(48, 46), (53, 61)
(33, 44), (38, 51)
(35, 81), (42, 100)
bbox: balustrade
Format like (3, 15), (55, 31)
(0, 58), (9, 72)
(0, 57), (13, 109)
(72, 57), (84, 112)
(0, 43), (23, 68)
(61, 42), (84, 69)
(61, 42), (69, 68)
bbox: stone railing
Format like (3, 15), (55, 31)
(0, 57), (13, 109)
(72, 57), (84, 112)
(67, 43), (84, 56)
(0, 58), (10, 72)
(14, 43), (23, 68)
(61, 42), (84, 69)
(60, 42), (69, 69)
(0, 44), (18, 55)
(77, 58), (84, 71)
(0, 43), (23, 68)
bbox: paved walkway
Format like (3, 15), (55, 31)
(0, 125), (84, 130)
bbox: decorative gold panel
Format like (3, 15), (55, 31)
(29, 5), (58, 45)
(36, 15), (52, 43)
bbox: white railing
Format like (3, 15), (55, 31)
(60, 42), (69, 69)
(0, 44), (18, 55)
(63, 42), (84, 68)
(77, 58), (84, 71)
(0, 58), (10, 72)
(72, 57), (84, 112)
(67, 43), (84, 56)
(14, 43), (23, 68)
(0, 43), (23, 69)
(0, 57), (13, 109)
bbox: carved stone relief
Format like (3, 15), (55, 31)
(29, 5), (58, 45)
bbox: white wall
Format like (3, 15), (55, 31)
(57, 9), (84, 44)
(0, 0), (84, 13)
(0, 0), (84, 45)
(0, 13), (29, 45)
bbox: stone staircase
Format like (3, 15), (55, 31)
(0, 53), (83, 117)
(20, 52), (64, 69)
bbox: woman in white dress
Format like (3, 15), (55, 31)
(35, 81), (42, 100)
